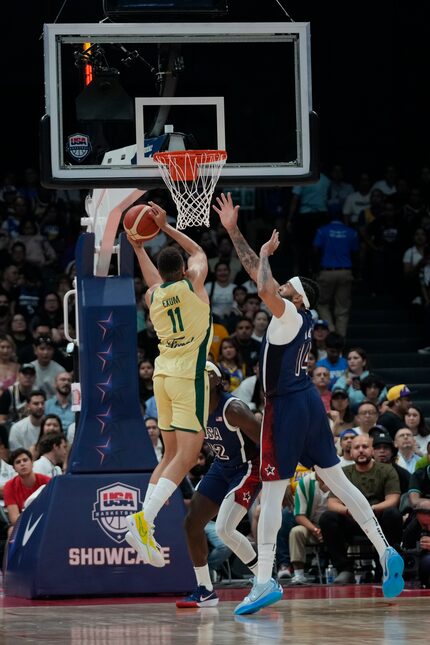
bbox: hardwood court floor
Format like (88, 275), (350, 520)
(1, 582), (429, 644)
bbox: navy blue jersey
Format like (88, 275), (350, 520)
(261, 304), (314, 397)
(205, 391), (258, 467)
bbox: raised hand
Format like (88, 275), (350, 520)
(212, 192), (240, 231)
(260, 230), (280, 257)
(148, 201), (167, 229)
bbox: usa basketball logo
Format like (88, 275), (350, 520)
(92, 482), (142, 543)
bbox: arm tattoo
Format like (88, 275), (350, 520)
(257, 255), (272, 291)
(229, 228), (259, 278)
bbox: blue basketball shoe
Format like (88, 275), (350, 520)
(176, 585), (219, 608)
(380, 546), (404, 598)
(234, 578), (283, 615)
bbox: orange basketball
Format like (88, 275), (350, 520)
(123, 204), (160, 242)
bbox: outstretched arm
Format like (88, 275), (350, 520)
(212, 192), (259, 281)
(149, 201), (208, 289)
(128, 237), (162, 290)
(257, 230), (285, 318)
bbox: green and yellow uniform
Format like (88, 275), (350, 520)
(150, 278), (213, 432)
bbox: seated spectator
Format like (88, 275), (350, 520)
(394, 428), (422, 474)
(7, 313), (33, 353)
(232, 317), (261, 377)
(17, 325), (66, 367)
(312, 366), (332, 413)
(15, 218), (57, 269)
(353, 401), (380, 436)
(403, 227), (428, 304)
(138, 359), (155, 405)
(251, 308), (270, 343)
(223, 284), (248, 334)
(217, 337), (245, 392)
(332, 347), (377, 413)
(44, 371), (74, 432)
(319, 434), (402, 584)
(370, 427), (411, 495)
(242, 293), (262, 323)
(377, 384), (413, 440)
(288, 471), (330, 584)
(144, 394), (158, 420)
(0, 425), (15, 505)
(306, 350), (316, 377)
(3, 448), (51, 535)
(30, 292), (63, 340)
(30, 413), (64, 458)
(417, 244), (430, 354)
(404, 405), (430, 456)
(311, 319), (329, 361)
(145, 416), (164, 462)
(30, 336), (65, 397)
(209, 317), (229, 363)
(0, 333), (20, 396)
(233, 359), (261, 412)
(204, 261), (237, 323)
(137, 313), (159, 364)
(208, 235), (242, 281)
(338, 428), (358, 466)
(403, 461), (430, 552)
(0, 362), (36, 427)
(329, 388), (355, 436)
(315, 332), (348, 389)
(33, 432), (68, 477)
(8, 389), (46, 451)
(360, 373), (387, 410)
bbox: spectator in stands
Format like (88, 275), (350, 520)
(360, 374), (387, 410)
(403, 459), (430, 551)
(138, 359), (155, 406)
(217, 337), (245, 392)
(0, 362), (36, 427)
(0, 293), (12, 335)
(44, 371), (74, 433)
(233, 359), (260, 411)
(327, 164), (354, 217)
(353, 401), (380, 436)
(232, 317), (261, 377)
(312, 366), (332, 413)
(328, 388), (355, 436)
(332, 347), (373, 413)
(3, 448), (51, 534)
(378, 384), (414, 440)
(251, 309), (270, 343)
(8, 389), (46, 451)
(30, 413), (63, 458)
(242, 293), (262, 324)
(0, 333), (20, 395)
(306, 350), (316, 377)
(208, 235), (242, 281)
(404, 405), (430, 456)
(311, 319), (329, 361)
(223, 284), (248, 333)
(417, 244), (430, 354)
(145, 416), (164, 463)
(205, 261), (237, 323)
(370, 427), (411, 495)
(137, 312), (159, 364)
(371, 165), (398, 196)
(337, 428), (358, 466)
(402, 227), (428, 304)
(16, 219), (57, 271)
(319, 434), (402, 583)
(287, 172), (330, 276)
(33, 432), (67, 477)
(7, 312), (33, 353)
(0, 264), (20, 306)
(315, 332), (348, 389)
(209, 317), (229, 363)
(31, 292), (63, 340)
(0, 425), (15, 505)
(289, 471), (330, 584)
(313, 211), (359, 338)
(342, 172), (372, 229)
(394, 428), (421, 474)
(30, 336), (65, 397)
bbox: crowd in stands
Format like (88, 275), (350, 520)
(1, 161), (430, 586)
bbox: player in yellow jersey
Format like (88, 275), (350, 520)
(125, 201), (213, 567)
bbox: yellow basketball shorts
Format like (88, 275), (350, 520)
(153, 372), (209, 432)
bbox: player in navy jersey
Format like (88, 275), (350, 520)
(214, 192), (404, 615)
(176, 361), (262, 608)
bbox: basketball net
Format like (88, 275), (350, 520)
(153, 150), (227, 229)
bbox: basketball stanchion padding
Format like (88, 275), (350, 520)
(153, 149), (227, 229)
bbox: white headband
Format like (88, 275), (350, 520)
(289, 276), (310, 309)
(206, 361), (222, 378)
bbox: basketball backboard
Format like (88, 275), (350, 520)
(41, 22), (318, 189)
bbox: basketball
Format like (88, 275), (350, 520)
(123, 204), (160, 242)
